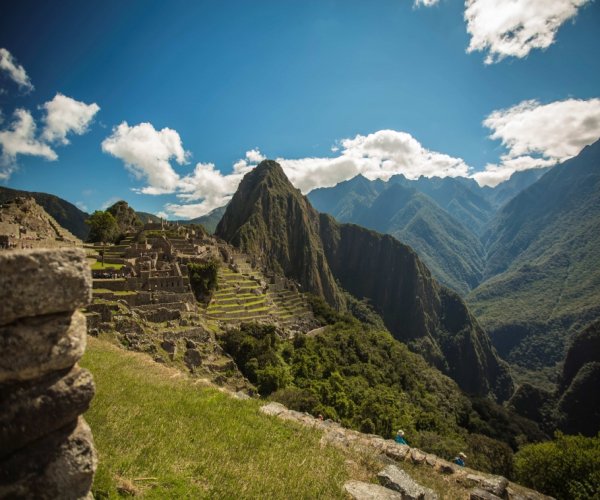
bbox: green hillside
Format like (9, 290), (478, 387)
(81, 337), (378, 498)
(468, 141), (600, 372)
(354, 183), (485, 295)
(181, 205), (227, 234)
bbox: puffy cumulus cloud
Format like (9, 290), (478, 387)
(165, 150), (261, 218)
(102, 122), (189, 194)
(279, 130), (471, 193)
(0, 48), (33, 92)
(465, 0), (591, 64)
(0, 109), (57, 178)
(41, 94), (100, 144)
(474, 98), (600, 186)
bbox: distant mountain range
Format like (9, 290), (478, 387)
(216, 160), (513, 400)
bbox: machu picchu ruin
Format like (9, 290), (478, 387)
(0, 197), (82, 249)
(82, 218), (318, 389)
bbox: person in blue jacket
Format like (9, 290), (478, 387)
(395, 429), (408, 445)
(453, 452), (467, 467)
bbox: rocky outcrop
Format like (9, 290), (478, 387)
(0, 248), (97, 499)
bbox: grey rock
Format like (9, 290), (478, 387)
(344, 480), (403, 499)
(0, 310), (87, 383)
(0, 417), (97, 499)
(377, 464), (439, 499)
(0, 366), (95, 459)
(160, 340), (177, 355)
(410, 448), (427, 464)
(425, 454), (437, 467)
(185, 339), (197, 349)
(481, 476), (509, 497)
(0, 248), (92, 326)
(470, 488), (503, 500)
(184, 348), (202, 369)
(260, 402), (287, 416)
(384, 442), (410, 461)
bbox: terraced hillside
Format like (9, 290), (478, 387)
(206, 252), (316, 331)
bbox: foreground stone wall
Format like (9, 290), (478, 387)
(0, 248), (97, 499)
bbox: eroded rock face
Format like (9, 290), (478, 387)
(0, 248), (96, 498)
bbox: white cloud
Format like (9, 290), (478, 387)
(0, 48), (33, 92)
(414, 0), (440, 6)
(474, 98), (600, 186)
(245, 148), (265, 163)
(101, 122), (189, 193)
(279, 130), (471, 193)
(75, 201), (88, 212)
(0, 109), (57, 177)
(465, 0), (591, 64)
(156, 211), (168, 219)
(41, 93), (100, 144)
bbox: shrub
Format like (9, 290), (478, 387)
(514, 432), (600, 499)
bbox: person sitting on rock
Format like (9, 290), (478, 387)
(453, 452), (466, 467)
(395, 430), (408, 445)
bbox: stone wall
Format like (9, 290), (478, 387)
(0, 248), (97, 499)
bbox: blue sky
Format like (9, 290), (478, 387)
(1, 0), (599, 218)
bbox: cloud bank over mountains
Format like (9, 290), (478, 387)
(99, 96), (600, 218)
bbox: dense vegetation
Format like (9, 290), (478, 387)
(514, 433), (600, 499)
(187, 260), (219, 302)
(219, 315), (543, 477)
(106, 200), (142, 238)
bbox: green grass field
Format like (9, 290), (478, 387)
(81, 338), (378, 498)
(91, 261), (125, 270)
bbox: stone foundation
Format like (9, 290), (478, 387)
(0, 248), (97, 499)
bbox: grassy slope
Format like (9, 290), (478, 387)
(81, 337), (377, 499)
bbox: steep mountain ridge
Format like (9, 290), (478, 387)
(217, 160), (513, 400)
(352, 183), (485, 294)
(215, 160), (346, 310)
(468, 140), (600, 370)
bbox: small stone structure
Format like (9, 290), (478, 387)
(0, 248), (97, 498)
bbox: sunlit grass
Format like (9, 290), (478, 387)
(81, 338), (375, 498)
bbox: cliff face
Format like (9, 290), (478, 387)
(217, 160), (513, 400)
(216, 160), (345, 309)
(319, 215), (513, 400)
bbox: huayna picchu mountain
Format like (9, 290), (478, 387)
(216, 160), (513, 400)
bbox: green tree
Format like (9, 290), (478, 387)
(187, 260), (219, 302)
(86, 211), (119, 244)
(514, 432), (600, 499)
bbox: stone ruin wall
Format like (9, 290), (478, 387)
(0, 248), (97, 498)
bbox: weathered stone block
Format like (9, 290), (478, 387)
(384, 442), (410, 461)
(470, 487), (503, 500)
(0, 248), (92, 326)
(377, 464), (439, 499)
(410, 448), (427, 464)
(184, 348), (202, 370)
(344, 480), (403, 499)
(0, 310), (87, 383)
(0, 417), (97, 499)
(0, 365), (95, 458)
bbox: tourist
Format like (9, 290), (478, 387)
(395, 430), (408, 445)
(453, 452), (466, 467)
